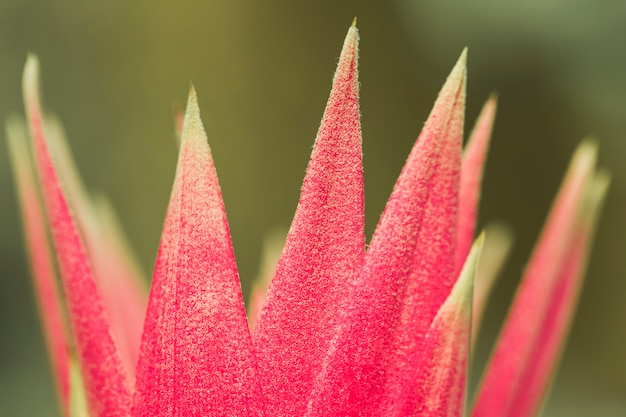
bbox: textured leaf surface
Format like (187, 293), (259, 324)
(6, 118), (71, 416)
(251, 22), (365, 417)
(471, 142), (598, 417)
(45, 116), (147, 380)
(456, 95), (497, 275)
(132, 87), (263, 417)
(23, 56), (132, 417)
(87, 195), (148, 379)
(399, 236), (482, 417)
(305, 50), (466, 416)
(377, 49), (466, 416)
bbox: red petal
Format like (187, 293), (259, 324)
(306, 49), (466, 416)
(251, 21), (365, 416)
(456, 95), (497, 275)
(401, 236), (483, 417)
(7, 117), (71, 416)
(23, 56), (132, 417)
(132, 87), (264, 417)
(471, 141), (598, 417)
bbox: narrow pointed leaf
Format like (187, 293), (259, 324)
(252, 22), (365, 417)
(45, 116), (147, 379)
(378, 49), (466, 415)
(472, 222), (513, 347)
(399, 235), (483, 417)
(132, 87), (264, 417)
(23, 55), (132, 417)
(306, 50), (466, 416)
(6, 117), (71, 416)
(456, 95), (497, 275)
(86, 195), (148, 379)
(471, 141), (598, 417)
(506, 171), (609, 417)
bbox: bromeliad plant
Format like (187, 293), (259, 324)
(8, 22), (608, 417)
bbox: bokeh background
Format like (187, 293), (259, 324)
(0, 1), (624, 415)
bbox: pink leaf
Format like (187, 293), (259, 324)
(305, 49), (466, 416)
(84, 196), (148, 381)
(505, 171), (609, 417)
(132, 87), (264, 417)
(456, 95), (497, 275)
(377, 49), (467, 416)
(45, 116), (148, 381)
(23, 56), (132, 417)
(401, 235), (483, 417)
(6, 117), (71, 416)
(252, 21), (365, 416)
(471, 141), (599, 417)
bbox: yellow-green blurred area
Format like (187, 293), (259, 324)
(0, 1), (624, 415)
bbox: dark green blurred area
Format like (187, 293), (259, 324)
(0, 1), (624, 415)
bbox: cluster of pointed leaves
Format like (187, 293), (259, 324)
(7, 22), (608, 417)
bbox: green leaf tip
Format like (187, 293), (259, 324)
(451, 232), (484, 307)
(181, 84), (209, 150)
(571, 139), (598, 174)
(451, 47), (468, 82)
(23, 54), (41, 112)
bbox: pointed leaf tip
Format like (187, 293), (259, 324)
(571, 139), (598, 176)
(472, 140), (600, 417)
(303, 51), (467, 416)
(453, 232), (484, 304)
(340, 23), (359, 70)
(402, 236), (482, 417)
(450, 48), (468, 82)
(22, 55), (132, 417)
(23, 55), (40, 106)
(501, 168), (609, 417)
(456, 95), (498, 276)
(252, 22), (364, 416)
(472, 222), (513, 345)
(133, 87), (263, 417)
(181, 85), (204, 143)
(187, 84), (198, 109)
(376, 48), (467, 406)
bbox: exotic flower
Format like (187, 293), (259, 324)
(7, 22), (608, 417)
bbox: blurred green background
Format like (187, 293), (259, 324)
(0, 1), (624, 415)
